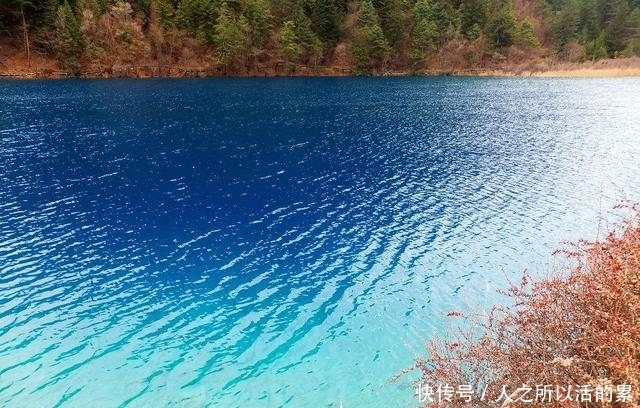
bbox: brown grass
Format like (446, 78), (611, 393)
(528, 57), (640, 77)
(410, 206), (640, 407)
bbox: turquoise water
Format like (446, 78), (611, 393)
(1, 77), (639, 408)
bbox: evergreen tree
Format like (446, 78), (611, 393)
(55, 0), (85, 74)
(214, 1), (249, 69)
(459, 0), (490, 40)
(409, 0), (459, 57)
(622, 8), (640, 56)
(149, 0), (175, 30)
(423, 0), (459, 45)
(488, 0), (518, 48)
(281, 19), (302, 64)
(311, 0), (342, 46)
(91, 0), (110, 18)
(410, 0), (438, 67)
(519, 18), (539, 47)
(372, 0), (404, 46)
(243, 0), (273, 48)
(176, 0), (216, 44)
(552, 0), (580, 50)
(579, 0), (601, 42)
(584, 32), (608, 59)
(602, 0), (631, 54)
(351, 0), (389, 74)
(291, 2), (322, 63)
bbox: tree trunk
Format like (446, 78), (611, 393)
(20, 4), (31, 69)
(149, 0), (164, 64)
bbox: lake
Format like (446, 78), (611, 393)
(1, 77), (639, 407)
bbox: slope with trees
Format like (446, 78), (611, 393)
(1, 0), (639, 76)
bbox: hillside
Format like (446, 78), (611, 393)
(1, 0), (640, 77)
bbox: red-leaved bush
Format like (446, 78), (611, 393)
(412, 210), (640, 407)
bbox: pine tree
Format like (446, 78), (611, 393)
(356, 0), (379, 27)
(281, 19), (302, 64)
(410, 0), (458, 64)
(519, 18), (539, 47)
(291, 2), (322, 64)
(214, 2), (249, 69)
(176, 0), (216, 44)
(579, 0), (601, 43)
(603, 0), (631, 55)
(243, 0), (273, 48)
(584, 32), (608, 59)
(552, 0), (580, 51)
(90, 0), (110, 18)
(410, 0), (438, 67)
(622, 8), (640, 56)
(459, 0), (489, 40)
(351, 0), (389, 74)
(372, 0), (404, 46)
(55, 0), (85, 74)
(430, 0), (459, 44)
(155, 0), (175, 30)
(311, 0), (342, 46)
(488, 0), (518, 48)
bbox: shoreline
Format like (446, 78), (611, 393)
(2, 57), (640, 79)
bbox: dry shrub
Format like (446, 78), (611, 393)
(413, 209), (640, 407)
(560, 40), (587, 63)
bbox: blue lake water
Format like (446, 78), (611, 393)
(1, 77), (639, 407)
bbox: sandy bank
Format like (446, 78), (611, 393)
(2, 53), (640, 79)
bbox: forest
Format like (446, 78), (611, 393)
(1, 0), (640, 75)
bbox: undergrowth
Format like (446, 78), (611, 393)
(411, 206), (640, 407)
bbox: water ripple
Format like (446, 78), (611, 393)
(1, 78), (640, 407)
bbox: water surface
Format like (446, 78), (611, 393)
(1, 77), (639, 407)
